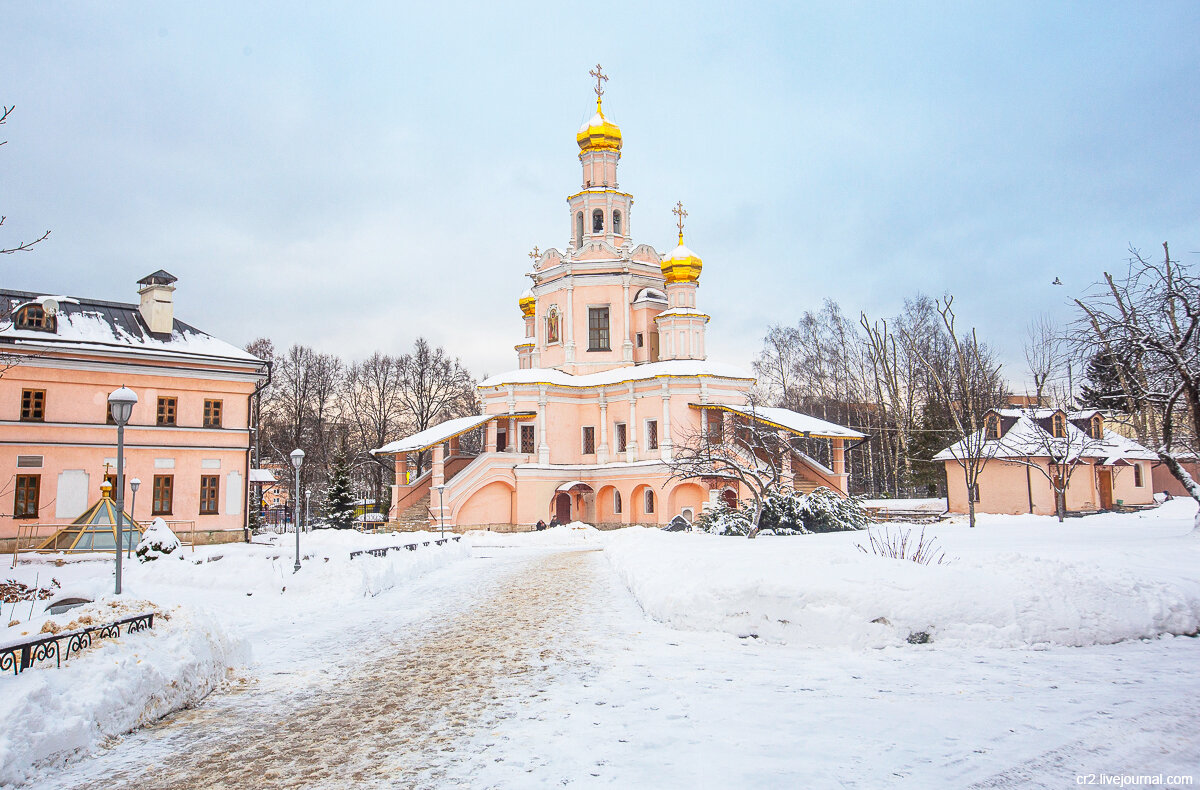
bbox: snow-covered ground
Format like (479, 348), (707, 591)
(0, 528), (466, 786)
(2, 504), (1198, 788)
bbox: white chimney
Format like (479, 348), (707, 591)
(137, 270), (178, 334)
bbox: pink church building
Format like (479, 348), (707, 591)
(375, 77), (863, 530)
(0, 271), (269, 549)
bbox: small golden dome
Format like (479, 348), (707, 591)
(576, 101), (622, 152)
(519, 290), (536, 317)
(661, 240), (703, 284)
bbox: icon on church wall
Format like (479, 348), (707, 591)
(546, 306), (561, 344)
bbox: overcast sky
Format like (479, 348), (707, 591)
(3, 2), (1198, 386)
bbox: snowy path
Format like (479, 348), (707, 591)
(39, 546), (1200, 789)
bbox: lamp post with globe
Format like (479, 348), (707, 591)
(290, 449), (304, 572)
(107, 386), (138, 594)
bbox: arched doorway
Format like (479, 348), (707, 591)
(554, 492), (571, 522)
(552, 481), (595, 523)
(721, 488), (738, 509)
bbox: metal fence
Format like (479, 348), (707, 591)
(0, 612), (155, 675)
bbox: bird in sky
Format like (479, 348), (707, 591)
(1052, 277), (1063, 285)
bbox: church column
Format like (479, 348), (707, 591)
(626, 383), (639, 462)
(538, 386), (550, 464)
(564, 282), (576, 363)
(780, 430), (794, 489)
(831, 437), (848, 494)
(432, 443), (445, 488)
(660, 381), (673, 462)
(486, 420), (497, 453)
(622, 274), (633, 362)
(598, 392), (609, 464)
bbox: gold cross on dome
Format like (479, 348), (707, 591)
(589, 64), (609, 104)
(672, 201), (688, 242)
(528, 245), (540, 262)
(103, 461), (112, 476)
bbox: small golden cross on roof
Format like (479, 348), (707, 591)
(528, 245), (540, 262)
(672, 200), (688, 243)
(102, 461), (112, 476)
(589, 63), (609, 108)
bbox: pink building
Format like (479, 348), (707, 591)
(1, 271), (269, 549)
(375, 83), (863, 530)
(935, 408), (1157, 515)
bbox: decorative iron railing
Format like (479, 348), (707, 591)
(0, 612), (155, 675)
(349, 535), (461, 560)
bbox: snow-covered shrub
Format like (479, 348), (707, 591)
(797, 487), (869, 533)
(135, 517), (182, 562)
(693, 503), (752, 536)
(757, 490), (809, 535)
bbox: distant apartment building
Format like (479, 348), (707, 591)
(1, 271), (269, 548)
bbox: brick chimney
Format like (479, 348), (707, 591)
(137, 270), (178, 334)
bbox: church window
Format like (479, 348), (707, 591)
(1089, 415), (1103, 440)
(613, 210), (622, 235)
(20, 389), (45, 422)
(520, 424), (535, 454)
(615, 422), (627, 453)
(13, 475), (39, 518)
(588, 306), (610, 351)
(636, 332), (644, 348)
(14, 304), (55, 332)
(1051, 413), (1066, 438)
(646, 419), (659, 451)
(582, 426), (595, 455)
(592, 209), (603, 233)
(575, 212), (584, 248)
(644, 489), (655, 514)
(707, 413), (724, 444)
(545, 306), (561, 344)
(613, 490), (622, 514)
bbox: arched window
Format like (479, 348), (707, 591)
(613, 210), (622, 235)
(613, 490), (622, 514)
(14, 304), (55, 332)
(644, 488), (655, 514)
(575, 212), (584, 248)
(985, 414), (1001, 440)
(1090, 415), (1103, 440)
(1051, 413), (1066, 438)
(592, 209), (604, 233)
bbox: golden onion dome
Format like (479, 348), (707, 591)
(576, 100), (622, 152)
(660, 238), (703, 284)
(519, 289), (536, 317)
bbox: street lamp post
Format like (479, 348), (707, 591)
(107, 387), (138, 595)
(435, 483), (446, 539)
(305, 488), (312, 532)
(290, 449), (304, 573)
(127, 478), (140, 559)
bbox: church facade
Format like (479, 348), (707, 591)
(376, 74), (862, 530)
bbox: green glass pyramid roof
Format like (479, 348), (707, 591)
(38, 481), (143, 552)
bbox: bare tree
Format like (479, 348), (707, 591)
(1023, 314), (1061, 406)
(999, 412), (1106, 522)
(1, 106), (50, 255)
(664, 406), (791, 538)
(903, 295), (1007, 528)
(343, 352), (405, 505)
(394, 338), (476, 473)
(1074, 242), (1200, 528)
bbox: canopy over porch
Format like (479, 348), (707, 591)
(689, 403), (866, 440)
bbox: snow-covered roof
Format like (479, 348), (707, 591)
(480, 359), (753, 389)
(372, 412), (537, 455)
(695, 403), (866, 440)
(248, 469), (277, 483)
(932, 410), (1157, 463)
(1, 290), (261, 365)
(372, 415), (493, 455)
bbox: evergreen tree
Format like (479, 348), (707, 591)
(1079, 350), (1145, 411)
(324, 452), (356, 529)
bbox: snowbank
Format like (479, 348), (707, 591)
(605, 500), (1200, 649)
(463, 521), (607, 548)
(0, 530), (468, 783)
(0, 601), (245, 786)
